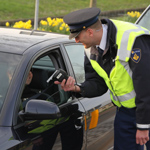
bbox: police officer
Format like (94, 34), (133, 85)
(54, 7), (150, 149)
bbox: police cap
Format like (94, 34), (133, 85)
(63, 7), (101, 39)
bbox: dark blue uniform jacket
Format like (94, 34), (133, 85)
(79, 19), (150, 129)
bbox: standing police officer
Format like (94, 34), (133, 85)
(54, 7), (150, 150)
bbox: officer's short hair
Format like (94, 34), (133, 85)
(88, 20), (102, 30)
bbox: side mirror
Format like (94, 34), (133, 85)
(19, 100), (61, 121)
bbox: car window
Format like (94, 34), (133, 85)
(65, 44), (85, 83)
(21, 53), (71, 110)
(0, 52), (21, 112)
(136, 6), (150, 30)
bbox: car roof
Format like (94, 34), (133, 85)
(0, 27), (69, 54)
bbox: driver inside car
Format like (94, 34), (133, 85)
(20, 69), (83, 150)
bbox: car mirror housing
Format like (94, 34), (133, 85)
(19, 100), (61, 121)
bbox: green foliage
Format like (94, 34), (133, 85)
(0, 0), (149, 21)
(2, 1), (148, 34)
(112, 11), (141, 23)
(5, 10), (142, 34)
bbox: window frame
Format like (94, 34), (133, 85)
(13, 45), (74, 126)
(63, 43), (85, 84)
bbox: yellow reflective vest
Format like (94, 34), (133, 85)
(85, 19), (150, 108)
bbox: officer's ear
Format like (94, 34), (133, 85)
(86, 28), (94, 37)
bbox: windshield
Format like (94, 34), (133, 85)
(0, 52), (21, 112)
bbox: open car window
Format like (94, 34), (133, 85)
(21, 53), (71, 110)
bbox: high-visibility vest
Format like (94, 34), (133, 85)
(85, 19), (150, 108)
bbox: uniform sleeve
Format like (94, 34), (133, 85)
(80, 54), (108, 98)
(130, 35), (150, 130)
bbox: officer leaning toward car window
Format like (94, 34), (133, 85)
(54, 7), (150, 150)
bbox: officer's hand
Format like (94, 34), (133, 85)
(54, 76), (75, 91)
(136, 129), (149, 145)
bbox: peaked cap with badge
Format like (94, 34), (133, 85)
(63, 7), (101, 39)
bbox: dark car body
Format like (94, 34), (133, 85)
(0, 27), (115, 150)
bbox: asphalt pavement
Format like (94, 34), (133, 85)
(87, 107), (115, 150)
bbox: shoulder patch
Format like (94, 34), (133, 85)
(131, 48), (141, 63)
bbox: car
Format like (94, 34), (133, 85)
(135, 4), (150, 30)
(0, 26), (115, 150)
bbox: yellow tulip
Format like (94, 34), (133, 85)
(65, 24), (68, 28)
(136, 12), (141, 18)
(59, 27), (63, 30)
(61, 23), (66, 27)
(47, 17), (52, 22)
(40, 20), (47, 26)
(6, 22), (10, 27)
(66, 28), (69, 32)
(27, 20), (31, 24)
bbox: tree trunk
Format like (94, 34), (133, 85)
(89, 0), (97, 7)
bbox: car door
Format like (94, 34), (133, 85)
(63, 43), (116, 150)
(11, 45), (86, 150)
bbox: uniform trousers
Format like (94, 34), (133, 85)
(114, 106), (150, 150)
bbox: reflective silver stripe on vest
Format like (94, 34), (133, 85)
(118, 27), (150, 61)
(120, 61), (133, 78)
(112, 23), (150, 80)
(110, 89), (136, 102)
(137, 123), (150, 129)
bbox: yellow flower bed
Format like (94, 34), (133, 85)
(13, 20), (32, 29)
(127, 11), (141, 18)
(39, 17), (69, 34)
(5, 11), (141, 32)
(5, 17), (70, 35)
(126, 11), (141, 23)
